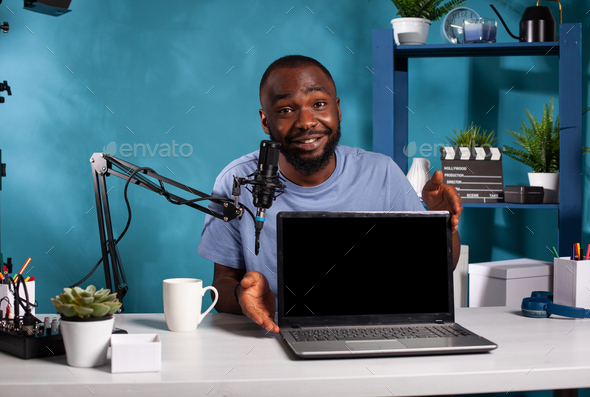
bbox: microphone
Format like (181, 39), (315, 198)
(252, 140), (283, 255)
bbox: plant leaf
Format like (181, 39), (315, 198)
(95, 292), (119, 303)
(81, 285), (96, 297)
(73, 304), (94, 318)
(74, 296), (94, 307)
(106, 301), (123, 315)
(503, 97), (560, 173)
(72, 287), (85, 298)
(90, 303), (111, 317)
(390, 0), (465, 21)
(56, 303), (77, 317)
(59, 292), (75, 304)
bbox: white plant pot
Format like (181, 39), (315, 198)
(390, 17), (431, 45)
(60, 316), (114, 368)
(528, 172), (559, 204)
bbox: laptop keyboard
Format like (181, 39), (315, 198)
(289, 324), (473, 342)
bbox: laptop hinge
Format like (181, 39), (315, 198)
(435, 319), (444, 324)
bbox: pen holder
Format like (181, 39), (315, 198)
(553, 258), (590, 308)
(0, 280), (36, 316)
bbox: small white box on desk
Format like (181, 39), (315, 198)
(111, 333), (161, 373)
(553, 257), (590, 308)
(469, 259), (552, 307)
(0, 280), (35, 315)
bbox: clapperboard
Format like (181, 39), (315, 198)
(440, 147), (504, 203)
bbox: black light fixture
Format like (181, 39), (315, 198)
(23, 0), (72, 17)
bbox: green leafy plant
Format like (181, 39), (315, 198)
(51, 285), (122, 319)
(388, 0), (466, 21)
(503, 98), (589, 173)
(444, 122), (498, 148)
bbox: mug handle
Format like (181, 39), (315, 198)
(199, 286), (219, 324)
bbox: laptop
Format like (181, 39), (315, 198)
(276, 211), (498, 358)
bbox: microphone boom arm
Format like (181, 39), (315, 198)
(89, 153), (246, 307)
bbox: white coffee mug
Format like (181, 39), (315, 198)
(163, 278), (218, 332)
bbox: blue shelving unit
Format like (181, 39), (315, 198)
(372, 24), (582, 255)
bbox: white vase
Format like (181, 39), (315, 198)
(60, 316), (115, 367)
(390, 17), (431, 45)
(407, 158), (432, 199)
(528, 172), (559, 204)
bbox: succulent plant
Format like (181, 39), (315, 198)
(51, 285), (122, 318)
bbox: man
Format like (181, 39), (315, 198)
(197, 55), (462, 334)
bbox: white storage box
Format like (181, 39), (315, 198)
(454, 245), (469, 308)
(553, 257), (590, 308)
(469, 259), (552, 307)
(111, 334), (161, 373)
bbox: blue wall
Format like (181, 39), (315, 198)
(0, 0), (588, 314)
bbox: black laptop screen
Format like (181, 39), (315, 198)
(277, 212), (453, 323)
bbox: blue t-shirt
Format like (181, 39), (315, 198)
(197, 145), (424, 297)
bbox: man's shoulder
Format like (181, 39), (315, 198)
(337, 145), (396, 167)
(216, 150), (258, 181)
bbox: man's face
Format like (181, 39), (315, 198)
(259, 65), (342, 176)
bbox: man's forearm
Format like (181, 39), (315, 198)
(212, 277), (243, 315)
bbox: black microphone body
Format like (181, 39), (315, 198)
(252, 140), (282, 254)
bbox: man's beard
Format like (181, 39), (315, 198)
(268, 123), (341, 176)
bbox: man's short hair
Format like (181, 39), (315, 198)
(259, 55), (335, 101)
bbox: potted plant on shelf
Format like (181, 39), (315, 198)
(387, 0), (466, 45)
(439, 122), (504, 203)
(444, 122), (498, 148)
(502, 98), (589, 204)
(51, 285), (122, 368)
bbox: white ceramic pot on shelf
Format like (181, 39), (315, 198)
(60, 316), (115, 368)
(391, 17), (431, 45)
(528, 172), (559, 204)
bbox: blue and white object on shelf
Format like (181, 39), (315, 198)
(391, 17), (431, 46)
(406, 157), (431, 200)
(441, 6), (480, 44)
(463, 18), (497, 43)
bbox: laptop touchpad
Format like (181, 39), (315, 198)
(346, 340), (407, 350)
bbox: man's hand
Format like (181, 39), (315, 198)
(422, 170), (462, 234)
(237, 271), (279, 334)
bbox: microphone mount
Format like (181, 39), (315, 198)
(233, 169), (286, 255)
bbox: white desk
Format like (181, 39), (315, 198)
(1, 307), (590, 396)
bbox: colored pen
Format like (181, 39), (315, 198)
(18, 257), (31, 275)
(586, 244), (590, 261)
(551, 246), (559, 258)
(24, 276), (30, 282)
(572, 244), (577, 260)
